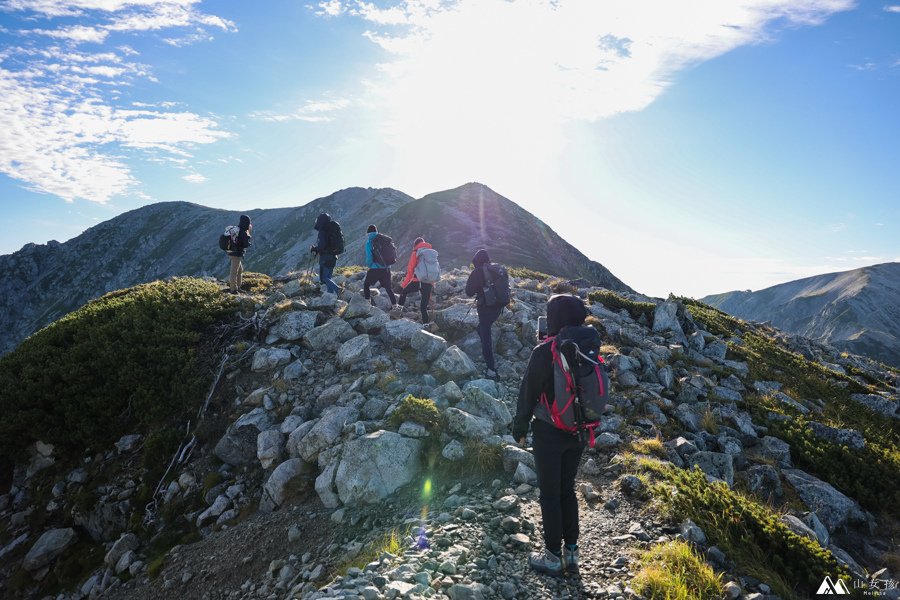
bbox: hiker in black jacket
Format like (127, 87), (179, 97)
(512, 294), (595, 577)
(227, 214), (252, 294)
(465, 248), (502, 378)
(310, 213), (339, 295)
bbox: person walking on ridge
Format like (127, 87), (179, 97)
(465, 248), (508, 378)
(310, 213), (341, 295)
(398, 237), (439, 324)
(512, 294), (597, 577)
(227, 214), (252, 294)
(363, 224), (397, 307)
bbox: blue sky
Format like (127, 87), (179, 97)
(0, 0), (897, 297)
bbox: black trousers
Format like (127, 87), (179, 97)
(532, 419), (583, 553)
(476, 304), (503, 371)
(398, 281), (434, 323)
(363, 268), (396, 305)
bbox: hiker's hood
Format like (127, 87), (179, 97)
(547, 293), (588, 336)
(414, 241), (433, 251)
(238, 214), (251, 230)
(367, 231), (378, 241)
(556, 324), (601, 354)
(472, 249), (490, 267)
(314, 213), (331, 231)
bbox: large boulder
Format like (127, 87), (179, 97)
(382, 319), (422, 349)
(783, 469), (865, 532)
(808, 422), (865, 450)
(457, 387), (512, 430)
(344, 294), (374, 319)
(23, 528), (77, 571)
(251, 348), (292, 372)
(849, 393), (898, 418)
(688, 451), (734, 487)
(333, 431), (423, 505)
(296, 406), (359, 462)
(652, 302), (684, 338)
(445, 408), (493, 438)
(214, 408), (275, 466)
(273, 311), (318, 341)
(304, 317), (356, 351)
(410, 329), (449, 361)
(337, 335), (371, 369)
(260, 459), (312, 512)
(435, 304), (479, 330)
(435, 346), (477, 379)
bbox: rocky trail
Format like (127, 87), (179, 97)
(2, 266), (898, 600)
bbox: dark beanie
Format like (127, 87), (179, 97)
(472, 248), (490, 267)
(367, 224), (377, 233)
(547, 294), (588, 336)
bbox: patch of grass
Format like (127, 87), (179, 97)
(388, 395), (441, 430)
(633, 540), (723, 600)
(629, 437), (668, 459)
(700, 405), (719, 435)
(650, 466), (848, 600)
(679, 298), (747, 338)
(240, 272), (272, 293)
(334, 265), (366, 277)
(541, 278), (578, 295)
(328, 526), (410, 580)
(588, 290), (655, 322)
(0, 278), (236, 468)
(507, 267), (551, 281)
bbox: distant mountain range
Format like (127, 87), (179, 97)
(0, 182), (630, 355)
(702, 262), (900, 367)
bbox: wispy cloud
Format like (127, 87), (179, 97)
(251, 98), (351, 123)
(318, 0), (855, 188)
(0, 1), (235, 203)
(884, 5), (900, 13)
(182, 172), (207, 183)
(315, 1), (345, 17)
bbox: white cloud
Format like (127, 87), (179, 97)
(182, 172), (206, 183)
(316, 0), (345, 17)
(884, 5), (900, 13)
(251, 98), (351, 123)
(0, 1), (234, 204)
(321, 0), (855, 191)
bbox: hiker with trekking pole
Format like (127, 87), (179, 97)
(512, 293), (610, 577)
(310, 213), (343, 296)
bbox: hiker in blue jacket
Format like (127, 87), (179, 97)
(513, 294), (596, 577)
(363, 225), (397, 307)
(310, 213), (339, 295)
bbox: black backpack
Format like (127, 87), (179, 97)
(372, 233), (397, 266)
(481, 263), (511, 307)
(218, 225), (239, 252)
(324, 220), (344, 255)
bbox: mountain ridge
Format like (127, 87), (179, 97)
(701, 262), (900, 367)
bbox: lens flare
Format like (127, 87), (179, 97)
(422, 478), (433, 501)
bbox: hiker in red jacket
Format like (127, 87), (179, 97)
(398, 237), (440, 323)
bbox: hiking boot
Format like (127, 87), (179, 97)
(484, 368), (498, 380)
(563, 545), (579, 574)
(528, 549), (563, 577)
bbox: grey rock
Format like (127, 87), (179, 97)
(502, 445), (535, 473)
(381, 319), (422, 348)
(257, 429), (285, 470)
(214, 408), (275, 466)
(674, 403), (702, 433)
(304, 317), (356, 351)
(114, 434), (142, 454)
(197, 494), (231, 526)
(285, 419), (319, 458)
(808, 421), (865, 450)
(410, 329), (449, 361)
(260, 459), (311, 512)
(652, 302), (685, 338)
(344, 294), (374, 319)
(315, 463), (340, 509)
(849, 393), (898, 418)
(435, 345), (477, 378)
(802, 512), (830, 547)
(618, 475), (644, 495)
(445, 407), (494, 438)
(334, 431), (422, 505)
(680, 519), (706, 545)
(398, 421), (428, 438)
(115, 549), (136, 574)
(688, 451), (734, 487)
(513, 462), (537, 484)
(442, 440), (465, 461)
(104, 532), (139, 567)
(783, 469), (865, 532)
(273, 310), (318, 341)
(337, 334), (371, 368)
(781, 514), (819, 544)
(743, 464), (782, 499)
(757, 436), (792, 468)
(296, 406), (359, 462)
(595, 432), (622, 449)
(435, 303), (480, 330)
(251, 347), (292, 372)
(23, 528), (77, 571)
(283, 359), (305, 381)
(457, 387), (512, 430)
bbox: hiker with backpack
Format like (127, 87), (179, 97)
(512, 294), (609, 577)
(310, 213), (343, 295)
(363, 225), (397, 307)
(223, 214), (252, 294)
(464, 249), (510, 378)
(398, 237), (440, 324)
